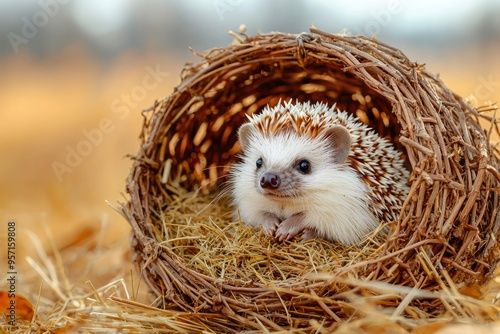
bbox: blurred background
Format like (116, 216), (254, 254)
(0, 0), (498, 294)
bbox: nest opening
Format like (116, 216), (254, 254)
(124, 29), (500, 330)
(168, 60), (407, 192)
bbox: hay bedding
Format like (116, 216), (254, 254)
(122, 28), (500, 331)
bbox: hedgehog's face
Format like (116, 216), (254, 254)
(237, 123), (352, 200)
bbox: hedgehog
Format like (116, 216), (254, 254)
(229, 100), (410, 245)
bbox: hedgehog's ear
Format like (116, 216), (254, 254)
(238, 123), (254, 152)
(324, 125), (351, 163)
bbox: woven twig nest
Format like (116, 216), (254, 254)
(123, 28), (500, 330)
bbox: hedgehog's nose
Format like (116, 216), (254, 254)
(260, 173), (281, 189)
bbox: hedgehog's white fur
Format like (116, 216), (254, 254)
(230, 100), (409, 245)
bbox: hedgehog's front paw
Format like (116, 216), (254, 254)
(261, 213), (280, 237)
(275, 213), (305, 242)
(301, 228), (320, 241)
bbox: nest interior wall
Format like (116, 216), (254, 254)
(167, 62), (403, 191)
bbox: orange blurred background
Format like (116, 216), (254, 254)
(0, 1), (498, 297)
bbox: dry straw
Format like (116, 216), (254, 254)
(122, 28), (500, 331)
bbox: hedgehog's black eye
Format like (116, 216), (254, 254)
(297, 160), (311, 174)
(256, 158), (263, 169)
